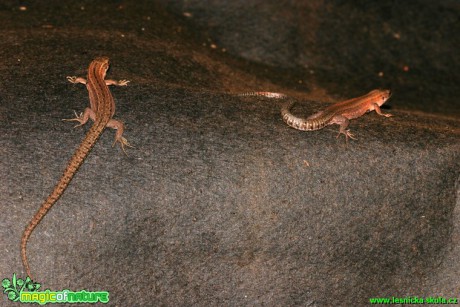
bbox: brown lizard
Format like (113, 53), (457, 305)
(237, 89), (392, 141)
(281, 89), (392, 140)
(21, 56), (131, 279)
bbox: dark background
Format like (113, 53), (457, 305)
(1, 1), (459, 305)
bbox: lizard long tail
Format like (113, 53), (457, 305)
(21, 123), (105, 279)
(281, 100), (329, 131)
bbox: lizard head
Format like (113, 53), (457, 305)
(90, 57), (110, 79)
(93, 56), (110, 65)
(370, 89), (391, 106)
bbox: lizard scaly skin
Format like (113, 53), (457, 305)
(21, 57), (130, 279)
(281, 89), (392, 140)
(237, 89), (392, 141)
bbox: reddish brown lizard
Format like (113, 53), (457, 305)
(281, 89), (392, 140)
(238, 89), (392, 141)
(21, 56), (130, 279)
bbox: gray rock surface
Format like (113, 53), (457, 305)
(1, 1), (459, 305)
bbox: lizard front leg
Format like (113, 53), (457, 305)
(105, 79), (130, 86)
(65, 76), (94, 127)
(67, 76), (87, 85)
(373, 103), (393, 118)
(67, 76), (130, 87)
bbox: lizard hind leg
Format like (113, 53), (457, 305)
(337, 128), (357, 143)
(107, 119), (134, 155)
(112, 136), (133, 155)
(333, 116), (357, 142)
(62, 108), (95, 128)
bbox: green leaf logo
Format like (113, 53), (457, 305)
(2, 273), (41, 302)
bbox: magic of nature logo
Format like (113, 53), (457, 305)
(2, 273), (109, 304)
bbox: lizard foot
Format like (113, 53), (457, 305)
(66, 76), (87, 85)
(337, 129), (357, 143)
(62, 111), (86, 128)
(106, 79), (130, 86)
(117, 80), (130, 86)
(113, 136), (134, 155)
(66, 76), (78, 83)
